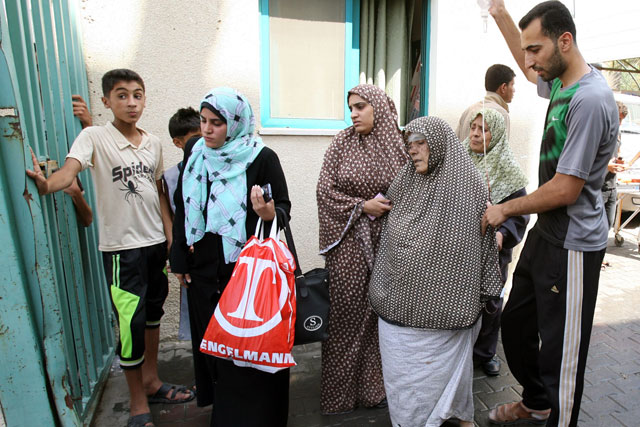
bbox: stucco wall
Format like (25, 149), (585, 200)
(78, 0), (329, 340)
(426, 0), (640, 291)
(428, 0), (640, 180)
(78, 0), (634, 340)
(428, 0), (551, 188)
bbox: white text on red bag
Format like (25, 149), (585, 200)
(200, 214), (297, 373)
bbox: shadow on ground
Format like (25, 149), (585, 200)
(93, 231), (640, 427)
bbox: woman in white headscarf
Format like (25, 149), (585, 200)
(369, 116), (502, 427)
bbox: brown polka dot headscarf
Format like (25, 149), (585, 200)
(369, 116), (503, 329)
(317, 84), (408, 253)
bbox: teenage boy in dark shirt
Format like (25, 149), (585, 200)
(164, 107), (201, 216)
(164, 107), (201, 341)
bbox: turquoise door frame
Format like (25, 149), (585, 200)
(420, 0), (432, 116)
(0, 0), (114, 425)
(259, 0), (431, 128)
(259, 0), (360, 130)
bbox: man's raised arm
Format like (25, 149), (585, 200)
(489, 0), (538, 84)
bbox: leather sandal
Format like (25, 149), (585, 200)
(147, 383), (195, 404)
(488, 401), (550, 425)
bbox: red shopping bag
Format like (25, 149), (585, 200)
(200, 214), (297, 373)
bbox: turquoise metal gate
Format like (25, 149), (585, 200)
(0, 0), (115, 425)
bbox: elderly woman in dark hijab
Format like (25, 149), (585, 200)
(316, 84), (408, 414)
(369, 116), (502, 427)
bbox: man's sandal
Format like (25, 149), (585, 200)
(147, 383), (196, 404)
(127, 412), (154, 427)
(488, 401), (550, 425)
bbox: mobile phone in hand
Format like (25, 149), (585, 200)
(261, 183), (272, 203)
(367, 192), (386, 220)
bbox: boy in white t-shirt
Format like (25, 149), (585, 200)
(27, 69), (194, 427)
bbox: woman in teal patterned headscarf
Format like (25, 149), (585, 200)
(182, 87), (266, 263)
(170, 87), (291, 426)
(462, 107), (530, 379)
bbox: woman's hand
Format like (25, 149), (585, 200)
(250, 185), (275, 221)
(496, 231), (504, 251)
(174, 273), (191, 289)
(363, 197), (391, 218)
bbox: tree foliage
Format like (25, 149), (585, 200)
(600, 57), (640, 94)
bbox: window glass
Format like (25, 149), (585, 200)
(269, 0), (346, 120)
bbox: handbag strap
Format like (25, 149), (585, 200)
(275, 207), (309, 297)
(255, 217), (264, 240)
(269, 209), (280, 240)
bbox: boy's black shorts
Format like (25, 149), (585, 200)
(102, 241), (168, 369)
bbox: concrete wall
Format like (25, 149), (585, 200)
(78, 0), (638, 339)
(78, 0), (328, 267)
(571, 0), (640, 63)
(428, 0), (551, 186)
(428, 0), (640, 179)
(78, 0), (330, 339)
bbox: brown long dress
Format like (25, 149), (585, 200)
(316, 84), (408, 414)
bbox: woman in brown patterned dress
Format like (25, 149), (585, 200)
(316, 84), (408, 414)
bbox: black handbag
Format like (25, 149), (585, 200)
(276, 208), (330, 345)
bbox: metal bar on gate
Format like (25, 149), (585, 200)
(29, 0), (90, 411)
(51, 0), (108, 378)
(56, 0), (116, 393)
(0, 0), (115, 423)
(0, 13), (59, 425)
(37, 0), (102, 399)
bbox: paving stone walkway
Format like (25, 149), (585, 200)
(92, 232), (640, 426)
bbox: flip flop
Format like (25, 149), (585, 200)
(147, 383), (196, 404)
(488, 401), (550, 425)
(127, 412), (154, 427)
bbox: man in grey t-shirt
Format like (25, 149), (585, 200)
(483, 2), (618, 426)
